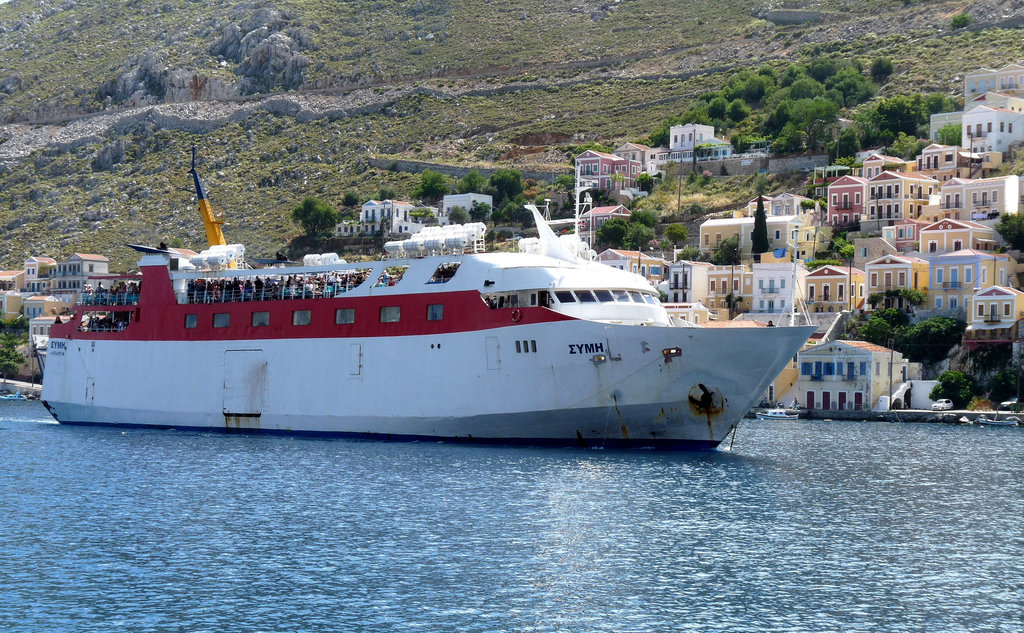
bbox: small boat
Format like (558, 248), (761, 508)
(0, 392), (27, 400)
(976, 416), (1019, 427)
(755, 408), (799, 420)
(958, 416), (973, 425)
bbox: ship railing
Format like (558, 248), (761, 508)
(78, 292), (141, 306)
(184, 284), (362, 304)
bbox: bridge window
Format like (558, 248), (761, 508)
(594, 290), (614, 302)
(554, 291), (576, 303)
(575, 291), (597, 303)
(252, 311), (270, 327)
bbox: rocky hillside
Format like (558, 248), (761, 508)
(0, 0), (1022, 268)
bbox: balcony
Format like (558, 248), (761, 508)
(809, 375), (823, 382)
(983, 315), (1001, 323)
(942, 281), (961, 289)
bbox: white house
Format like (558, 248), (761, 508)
(337, 199), (439, 237)
(961, 105), (1024, 154)
(441, 193), (492, 225)
(751, 260), (808, 314)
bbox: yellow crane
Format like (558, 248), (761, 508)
(188, 146), (227, 247)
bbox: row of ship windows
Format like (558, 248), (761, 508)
(553, 289), (659, 305)
(184, 305), (444, 329)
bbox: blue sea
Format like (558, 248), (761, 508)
(1, 401), (1021, 633)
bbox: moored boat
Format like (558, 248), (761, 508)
(755, 408), (800, 420)
(976, 416), (1019, 427)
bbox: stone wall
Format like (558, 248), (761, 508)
(769, 154), (829, 173)
(366, 157), (570, 182)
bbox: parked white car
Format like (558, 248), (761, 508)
(931, 399), (953, 411)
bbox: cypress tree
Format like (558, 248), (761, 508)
(751, 194), (770, 257)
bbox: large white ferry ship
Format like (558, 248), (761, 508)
(40, 160), (812, 449)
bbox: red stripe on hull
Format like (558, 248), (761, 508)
(50, 265), (575, 342)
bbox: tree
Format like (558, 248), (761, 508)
(987, 368), (1017, 403)
(665, 224), (689, 245)
(341, 191), (360, 207)
(937, 123), (962, 146)
(870, 57), (894, 82)
(457, 169), (487, 194)
(596, 217), (628, 246)
(897, 317), (966, 363)
(291, 196), (339, 238)
(447, 205), (470, 225)
(414, 169), (448, 203)
(726, 98), (751, 123)
(469, 201), (491, 223)
(636, 172), (654, 193)
(950, 13), (972, 28)
(630, 209), (658, 228)
(995, 213), (1024, 251)
(676, 246), (701, 261)
(0, 335), (24, 383)
(377, 186), (397, 200)
(488, 169), (523, 208)
(751, 195), (770, 256)
(930, 371), (975, 408)
(711, 235), (740, 265)
(888, 132), (925, 160)
(623, 223), (655, 251)
(858, 316), (894, 347)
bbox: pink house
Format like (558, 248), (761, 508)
(579, 205), (631, 237)
(826, 175), (868, 225)
(575, 150), (640, 193)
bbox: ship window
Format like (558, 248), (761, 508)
(643, 294), (658, 305)
(612, 290), (631, 302)
(531, 340), (537, 353)
(185, 314), (197, 329)
(380, 306), (401, 323)
(292, 310), (311, 326)
(213, 313), (230, 328)
(576, 290), (597, 303)
(628, 291), (644, 302)
(594, 290), (614, 302)
(427, 304), (443, 321)
(428, 262), (460, 283)
(336, 308), (355, 324)
(252, 311), (270, 327)
(554, 291), (576, 303)
(515, 340), (522, 353)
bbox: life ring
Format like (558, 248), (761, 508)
(511, 309), (522, 322)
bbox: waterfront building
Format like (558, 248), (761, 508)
(595, 249), (667, 286)
(798, 340), (908, 412)
(919, 219), (997, 254)
(964, 286), (1024, 347)
(805, 264), (865, 312)
(23, 256), (56, 293)
(699, 214), (803, 259)
(667, 260), (711, 304)
(881, 218), (929, 253)
(928, 249), (1011, 311)
(864, 171), (939, 229)
(826, 175), (868, 226)
(22, 294), (72, 320)
(705, 264), (753, 318)
(864, 255), (930, 310)
(662, 301), (711, 325)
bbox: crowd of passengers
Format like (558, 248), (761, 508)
(79, 311), (133, 332)
(184, 270), (390, 303)
(80, 281), (142, 305)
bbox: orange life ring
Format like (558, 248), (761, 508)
(511, 309), (522, 322)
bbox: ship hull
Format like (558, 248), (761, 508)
(42, 320), (813, 449)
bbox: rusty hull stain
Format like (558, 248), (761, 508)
(687, 383), (725, 442)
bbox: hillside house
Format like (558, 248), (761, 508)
(964, 62), (1024, 102)
(595, 249), (667, 286)
(667, 260), (711, 304)
(805, 264), (865, 312)
(964, 286), (1024, 347)
(928, 249), (1011, 311)
(440, 193), (492, 225)
(865, 254), (929, 309)
(881, 218), (929, 252)
(826, 175), (867, 226)
(574, 150), (640, 193)
(919, 219), (997, 254)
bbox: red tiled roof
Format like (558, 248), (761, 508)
(843, 340), (894, 353)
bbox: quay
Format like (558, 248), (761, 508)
(1, 379), (42, 399)
(749, 408), (1017, 424)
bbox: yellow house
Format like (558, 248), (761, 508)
(805, 265), (866, 312)
(865, 255), (930, 309)
(865, 171), (939, 226)
(705, 264), (753, 318)
(919, 219), (997, 254)
(0, 292), (24, 321)
(699, 215), (803, 260)
(965, 286), (1024, 346)
(928, 250), (1012, 311)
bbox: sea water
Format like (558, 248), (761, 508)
(1, 401), (1021, 633)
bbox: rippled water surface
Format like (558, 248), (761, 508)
(1, 401), (1022, 632)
